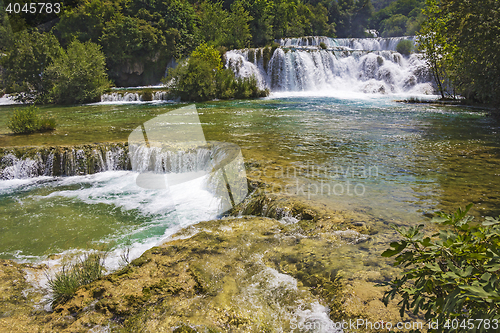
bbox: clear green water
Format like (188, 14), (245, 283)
(0, 97), (498, 270)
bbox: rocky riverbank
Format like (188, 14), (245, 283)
(0, 184), (419, 332)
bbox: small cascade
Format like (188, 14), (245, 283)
(100, 90), (171, 103)
(0, 141), (243, 182)
(0, 143), (130, 179)
(225, 36), (432, 95)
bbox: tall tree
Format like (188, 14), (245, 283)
(1, 30), (63, 103)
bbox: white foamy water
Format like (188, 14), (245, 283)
(98, 91), (175, 104)
(0, 94), (20, 105)
(0, 170), (222, 273)
(240, 265), (343, 332)
(226, 36), (433, 97)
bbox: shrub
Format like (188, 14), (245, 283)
(165, 43), (268, 101)
(380, 204), (500, 332)
(47, 253), (106, 305)
(396, 39), (414, 56)
(319, 42), (327, 50)
(8, 105), (56, 134)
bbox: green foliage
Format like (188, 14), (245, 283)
(372, 0), (425, 37)
(319, 42), (327, 49)
(99, 14), (168, 84)
(335, 0), (374, 38)
(56, 0), (121, 45)
(0, 30), (63, 103)
(47, 253), (106, 306)
(8, 105), (56, 134)
(396, 39), (413, 56)
(417, 0), (452, 99)
(239, 0), (274, 46)
(165, 43), (268, 102)
(0, 1), (13, 52)
(380, 204), (500, 331)
(47, 40), (110, 104)
(435, 0), (500, 106)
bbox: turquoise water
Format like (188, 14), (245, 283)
(0, 96), (498, 268)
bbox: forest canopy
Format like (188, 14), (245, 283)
(1, 0), (498, 107)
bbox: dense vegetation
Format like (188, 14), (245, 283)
(0, 0), (498, 106)
(165, 43), (268, 101)
(417, 0), (500, 106)
(381, 204), (500, 331)
(0, 0), (422, 91)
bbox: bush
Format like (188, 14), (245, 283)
(8, 105), (56, 134)
(47, 40), (110, 105)
(319, 42), (327, 50)
(0, 30), (63, 103)
(380, 204), (500, 331)
(165, 43), (268, 101)
(396, 39), (414, 56)
(47, 253), (106, 305)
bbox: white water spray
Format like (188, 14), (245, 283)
(225, 36), (433, 95)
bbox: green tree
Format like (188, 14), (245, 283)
(47, 40), (110, 104)
(0, 0), (13, 52)
(380, 13), (407, 36)
(239, 0), (274, 46)
(166, 43), (222, 101)
(380, 204), (500, 331)
(372, 0), (425, 37)
(198, 1), (252, 49)
(308, 3), (334, 36)
(55, 0), (121, 45)
(0, 29), (63, 103)
(439, 0), (500, 106)
(417, 0), (453, 99)
(99, 15), (167, 85)
(271, 0), (298, 39)
(226, 1), (253, 49)
(198, 1), (229, 46)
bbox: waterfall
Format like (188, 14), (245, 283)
(277, 36), (414, 51)
(0, 141), (243, 181)
(0, 143), (130, 179)
(225, 36), (432, 95)
(100, 91), (171, 103)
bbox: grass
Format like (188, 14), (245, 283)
(47, 252), (106, 306)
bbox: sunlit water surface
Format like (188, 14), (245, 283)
(0, 95), (498, 275)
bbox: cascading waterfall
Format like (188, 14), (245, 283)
(0, 144), (130, 179)
(0, 142), (238, 180)
(100, 91), (171, 102)
(225, 36), (433, 95)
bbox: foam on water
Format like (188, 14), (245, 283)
(0, 170), (222, 272)
(240, 265), (342, 332)
(226, 36), (434, 97)
(0, 94), (20, 105)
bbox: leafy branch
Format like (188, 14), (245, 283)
(379, 204), (500, 332)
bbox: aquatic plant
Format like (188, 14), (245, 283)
(380, 204), (500, 332)
(8, 105), (56, 134)
(47, 252), (106, 305)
